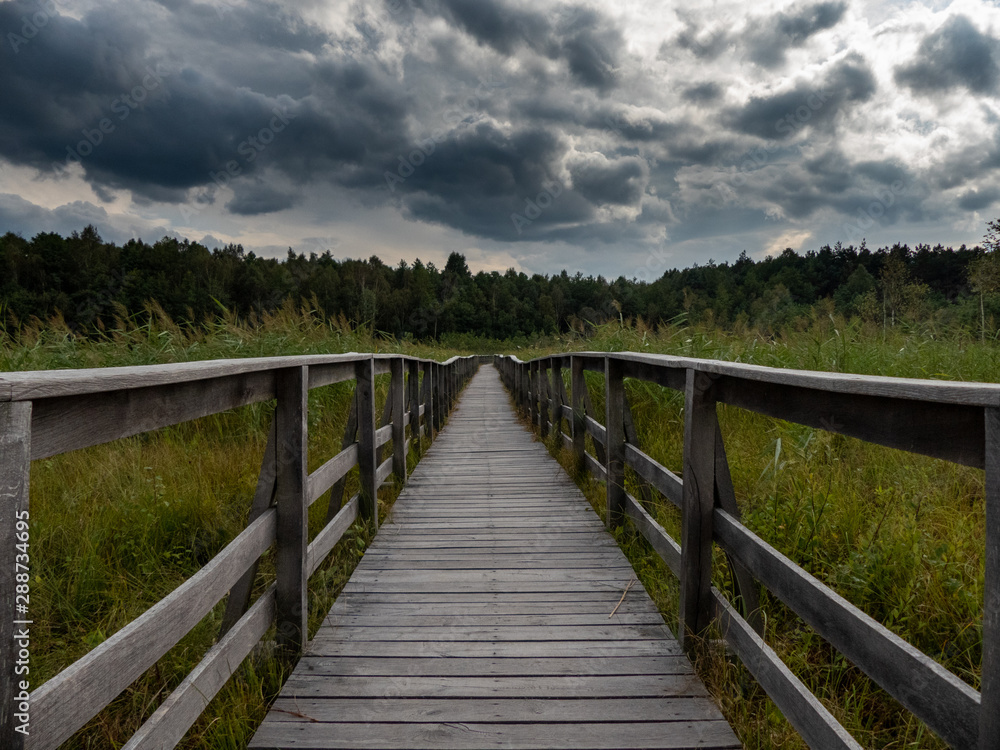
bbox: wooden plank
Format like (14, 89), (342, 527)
(307, 496), (360, 577)
(985, 406), (1000, 750)
(306, 640), (682, 658)
(713, 507), (979, 748)
(29, 508), (276, 750)
(275, 366), (309, 655)
(249, 720), (741, 749)
(0, 402), (30, 750)
(605, 356), (625, 528)
(264, 697), (721, 723)
(586, 451), (606, 480)
(307, 444), (358, 506)
(624, 444), (682, 508)
(295, 656), (691, 677)
(356, 358), (378, 527)
(375, 423), (393, 448)
(624, 493), (681, 576)
(29, 370), (276, 460)
(306, 361), (355, 390)
(220, 417), (278, 637)
(714, 375), (985, 468)
(376, 457), (394, 486)
(278, 673), (712, 699)
(679, 368), (716, 651)
(121, 584), (276, 750)
(711, 589), (861, 750)
(408, 360), (421, 458)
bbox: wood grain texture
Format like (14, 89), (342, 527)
(711, 589), (861, 750)
(29, 508), (276, 750)
(356, 358), (378, 528)
(0, 401), (30, 750)
(249, 367), (737, 750)
(121, 584), (276, 750)
(307, 496), (360, 577)
(308, 444), (358, 507)
(984, 406), (1000, 750)
(713, 507), (979, 748)
(624, 443), (682, 509)
(275, 366), (309, 655)
(605, 356), (625, 528)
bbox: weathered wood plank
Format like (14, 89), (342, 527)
(295, 656), (691, 677)
(307, 444), (358, 506)
(624, 443), (682, 508)
(275, 366), (309, 655)
(0, 402), (30, 750)
(984, 406), (1000, 750)
(711, 589), (861, 750)
(250, 721), (741, 749)
(356, 358), (378, 527)
(121, 584), (276, 750)
(605, 356), (625, 528)
(29, 508), (276, 750)
(624, 493), (681, 576)
(713, 508), (979, 748)
(307, 496), (360, 577)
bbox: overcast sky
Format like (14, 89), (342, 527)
(1, 0), (998, 278)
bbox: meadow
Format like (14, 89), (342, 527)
(2, 305), (995, 748)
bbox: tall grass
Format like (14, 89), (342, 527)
(1, 303), (471, 748)
(517, 314), (991, 749)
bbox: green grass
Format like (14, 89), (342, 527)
(511, 314), (991, 749)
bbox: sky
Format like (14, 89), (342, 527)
(1, 0), (999, 279)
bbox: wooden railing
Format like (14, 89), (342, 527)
(0, 353), (478, 750)
(495, 352), (999, 750)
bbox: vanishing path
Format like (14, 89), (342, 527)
(249, 366), (740, 749)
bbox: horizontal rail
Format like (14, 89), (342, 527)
(375, 424), (393, 448)
(585, 415), (606, 444)
(624, 493), (680, 575)
(713, 508), (980, 748)
(711, 588), (862, 749)
(29, 508), (277, 750)
(121, 583), (277, 750)
(624, 443), (682, 509)
(307, 496), (360, 577)
(308, 444), (359, 506)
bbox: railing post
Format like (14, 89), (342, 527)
(1, 401), (31, 750)
(529, 361), (538, 428)
(275, 366), (308, 655)
(408, 360), (420, 457)
(391, 358), (406, 484)
(983, 407), (1000, 749)
(605, 356), (625, 529)
(571, 356), (586, 475)
(551, 358), (563, 436)
(355, 357), (378, 529)
(679, 368), (717, 652)
(539, 359), (550, 438)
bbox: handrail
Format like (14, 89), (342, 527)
(0, 353), (479, 750)
(494, 351), (1000, 750)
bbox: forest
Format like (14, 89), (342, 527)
(2, 223), (1000, 340)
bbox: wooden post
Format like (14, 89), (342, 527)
(1, 402), (31, 750)
(679, 368), (717, 652)
(408, 360), (420, 457)
(539, 360), (549, 438)
(529, 361), (538, 429)
(551, 359), (563, 436)
(355, 358), (378, 529)
(421, 361), (432, 442)
(605, 357), (625, 529)
(274, 367), (308, 655)
(983, 406), (1000, 749)
(391, 358), (406, 484)
(434, 363), (444, 432)
(571, 356), (586, 475)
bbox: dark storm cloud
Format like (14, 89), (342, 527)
(682, 83), (723, 104)
(411, 0), (550, 55)
(569, 156), (647, 206)
(895, 15), (1000, 95)
(744, 1), (848, 69)
(725, 54), (876, 139)
(958, 187), (1000, 210)
(226, 179), (300, 216)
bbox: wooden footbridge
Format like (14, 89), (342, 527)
(2, 352), (999, 749)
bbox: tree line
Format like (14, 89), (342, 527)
(2, 224), (1000, 340)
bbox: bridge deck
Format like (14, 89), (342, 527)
(249, 367), (740, 749)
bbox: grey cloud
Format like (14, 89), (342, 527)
(958, 188), (1000, 210)
(569, 156), (647, 206)
(726, 54), (875, 139)
(745, 1), (848, 69)
(225, 179), (300, 215)
(682, 83), (723, 104)
(895, 15), (1000, 95)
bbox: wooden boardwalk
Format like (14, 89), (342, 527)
(249, 366), (740, 749)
